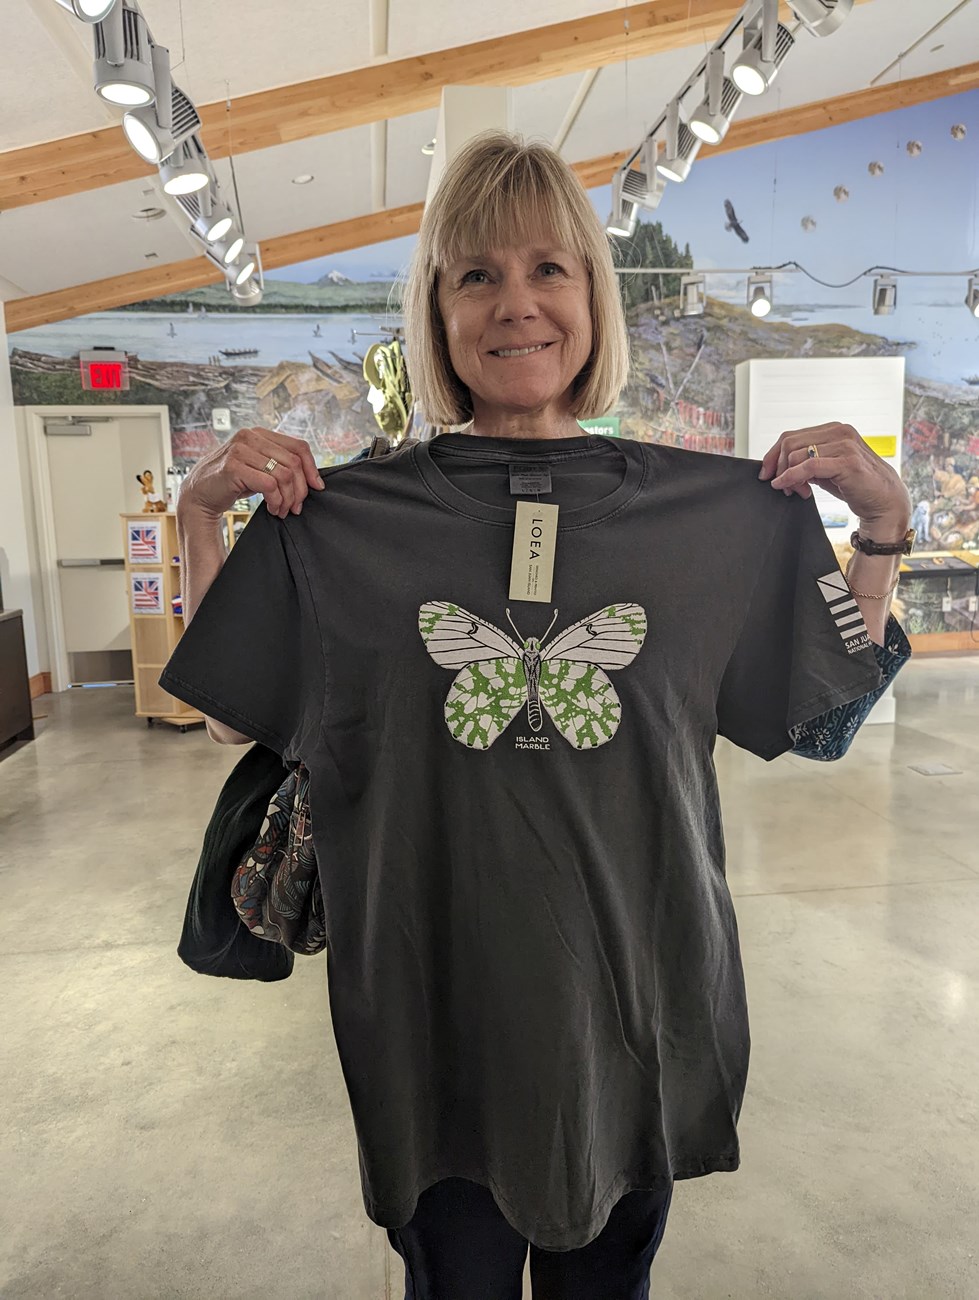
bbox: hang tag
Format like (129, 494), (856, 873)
(509, 463), (553, 496)
(509, 501), (559, 603)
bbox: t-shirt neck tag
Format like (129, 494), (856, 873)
(509, 501), (559, 603)
(509, 464), (553, 496)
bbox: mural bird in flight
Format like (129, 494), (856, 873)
(724, 199), (750, 243)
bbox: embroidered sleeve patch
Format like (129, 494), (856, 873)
(817, 571), (871, 655)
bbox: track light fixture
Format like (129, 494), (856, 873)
(123, 48), (201, 164)
(202, 243), (257, 287)
(211, 230), (245, 266)
(197, 191), (234, 243)
(657, 126), (700, 181)
(200, 207), (233, 244)
(174, 187), (235, 243)
(966, 277), (979, 319)
(69, 0), (256, 300)
(229, 245), (264, 304)
(615, 0), (851, 203)
(689, 51), (743, 145)
(230, 277), (263, 306)
(621, 164), (665, 212)
(732, 0), (795, 97)
(53, 0), (118, 21)
(159, 136), (209, 195)
(93, 0), (156, 106)
(229, 254), (256, 286)
(639, 137), (668, 210)
(606, 171), (640, 238)
(747, 273), (773, 318)
(787, 0), (854, 37)
(606, 164), (663, 236)
(680, 275), (706, 317)
(656, 100), (702, 183)
(872, 275), (897, 316)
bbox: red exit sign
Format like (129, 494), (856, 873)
(79, 349), (130, 391)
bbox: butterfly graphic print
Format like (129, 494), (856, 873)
(418, 601), (647, 750)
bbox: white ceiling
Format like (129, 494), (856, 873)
(2, 0), (621, 151)
(1, 0), (978, 304)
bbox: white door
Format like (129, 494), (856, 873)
(43, 414), (168, 685)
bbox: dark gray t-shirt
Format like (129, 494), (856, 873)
(161, 432), (882, 1250)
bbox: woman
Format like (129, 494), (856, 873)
(162, 133), (912, 1299)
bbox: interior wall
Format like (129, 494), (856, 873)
(0, 303), (44, 678)
(15, 407), (50, 675)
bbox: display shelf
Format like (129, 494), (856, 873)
(830, 544), (979, 656)
(121, 512), (203, 731)
(224, 509), (254, 552)
(120, 510), (257, 727)
(899, 551), (979, 655)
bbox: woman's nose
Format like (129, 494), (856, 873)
(494, 276), (539, 322)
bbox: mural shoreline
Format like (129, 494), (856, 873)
(11, 290), (978, 539)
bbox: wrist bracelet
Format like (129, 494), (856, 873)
(846, 553), (900, 599)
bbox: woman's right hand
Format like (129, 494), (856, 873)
(177, 427), (326, 521)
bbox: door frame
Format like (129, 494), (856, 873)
(25, 404), (173, 693)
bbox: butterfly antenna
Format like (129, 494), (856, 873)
(543, 608), (559, 641)
(505, 607), (523, 642)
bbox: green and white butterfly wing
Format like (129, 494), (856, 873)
(443, 659), (527, 750)
(538, 603), (647, 749)
(418, 601), (526, 749)
(537, 661), (623, 749)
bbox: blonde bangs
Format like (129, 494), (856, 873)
(429, 150), (590, 273)
(404, 131), (630, 427)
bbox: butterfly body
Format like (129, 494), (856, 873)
(517, 636), (544, 732)
(419, 601), (647, 750)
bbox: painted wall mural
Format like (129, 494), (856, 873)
(603, 91), (979, 562)
(9, 90), (979, 633)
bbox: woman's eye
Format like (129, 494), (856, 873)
(462, 269), (489, 284)
(540, 262), (564, 277)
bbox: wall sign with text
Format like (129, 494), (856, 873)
(79, 349), (130, 391)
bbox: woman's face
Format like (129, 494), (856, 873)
(436, 242), (593, 421)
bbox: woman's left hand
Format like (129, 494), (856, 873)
(759, 421), (911, 524)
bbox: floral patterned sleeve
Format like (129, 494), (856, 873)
(790, 614), (912, 761)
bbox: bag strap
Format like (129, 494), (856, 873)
(367, 435), (420, 459)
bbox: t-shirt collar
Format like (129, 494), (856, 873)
(413, 432), (646, 528)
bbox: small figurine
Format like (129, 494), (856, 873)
(136, 470), (167, 513)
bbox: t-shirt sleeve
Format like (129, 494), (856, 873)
(159, 506), (322, 760)
(716, 494), (883, 761)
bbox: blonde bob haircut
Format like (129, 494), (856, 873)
(402, 131), (630, 428)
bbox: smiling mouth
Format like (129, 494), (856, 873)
(488, 342), (554, 358)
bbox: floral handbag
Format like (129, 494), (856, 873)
(231, 760), (326, 955)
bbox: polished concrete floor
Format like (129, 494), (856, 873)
(1, 658), (978, 1300)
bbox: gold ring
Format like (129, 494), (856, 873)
(264, 458), (278, 474)
(807, 444), (819, 459)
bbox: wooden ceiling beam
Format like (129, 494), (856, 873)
(0, 0), (835, 211)
(4, 203), (424, 333)
(6, 55), (975, 335)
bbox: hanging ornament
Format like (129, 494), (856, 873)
(868, 161), (885, 177)
(833, 185), (850, 202)
(363, 340), (413, 439)
(801, 216), (817, 232)
(906, 140), (923, 157)
(951, 124), (967, 141)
